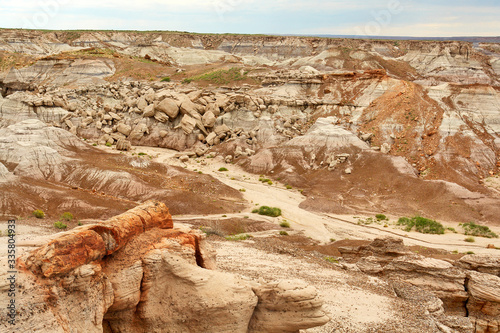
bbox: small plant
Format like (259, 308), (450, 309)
(138, 152), (147, 156)
(239, 188), (246, 192)
(218, 167), (228, 172)
(285, 185), (292, 189)
(161, 76), (171, 82)
(77, 221), (83, 226)
(452, 250), (459, 254)
(375, 214), (387, 221)
(280, 221), (290, 228)
(105, 142), (112, 147)
(325, 257), (339, 264)
(460, 222), (498, 238)
(397, 216), (445, 234)
(466, 251), (475, 254)
(198, 171), (203, 174)
(446, 227), (457, 233)
(54, 221), (67, 229)
(464, 236), (475, 243)
(60, 212), (74, 221)
(267, 180), (273, 185)
(330, 238), (336, 242)
(222, 215), (227, 217)
(254, 206), (282, 217)
(225, 234), (252, 241)
(33, 210), (45, 219)
(92, 143), (97, 146)
(259, 177), (271, 183)
(279, 231), (289, 236)
(244, 216), (249, 219)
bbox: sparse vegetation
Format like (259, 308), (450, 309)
(325, 257), (339, 263)
(239, 188), (246, 192)
(279, 231), (289, 236)
(92, 143), (98, 146)
(160, 76), (171, 82)
(464, 236), (475, 243)
(200, 226), (224, 237)
(54, 221), (67, 229)
(60, 212), (74, 221)
(446, 227), (457, 233)
(460, 222), (498, 238)
(285, 185), (293, 189)
(33, 210), (45, 219)
(375, 214), (387, 221)
(466, 251), (475, 254)
(259, 177), (271, 183)
(218, 167), (228, 172)
(253, 206), (282, 217)
(105, 142), (112, 147)
(225, 234), (252, 241)
(182, 67), (250, 85)
(280, 221), (290, 228)
(397, 216), (445, 234)
(138, 152), (147, 156)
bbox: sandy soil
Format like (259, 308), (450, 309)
(131, 145), (500, 255)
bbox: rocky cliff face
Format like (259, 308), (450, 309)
(3, 201), (329, 332)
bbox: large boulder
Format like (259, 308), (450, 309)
(156, 98), (180, 119)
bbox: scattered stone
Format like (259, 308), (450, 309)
(116, 139), (131, 151)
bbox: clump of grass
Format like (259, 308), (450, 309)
(138, 152), (147, 156)
(253, 206), (282, 217)
(225, 234), (252, 241)
(259, 177), (271, 183)
(161, 76), (171, 82)
(279, 221), (290, 228)
(357, 217), (376, 225)
(105, 142), (112, 147)
(218, 167), (228, 172)
(446, 227), (457, 233)
(375, 214), (387, 221)
(239, 188), (246, 192)
(60, 212), (74, 221)
(279, 231), (289, 236)
(183, 67), (249, 85)
(54, 221), (67, 229)
(464, 236), (475, 243)
(325, 256), (339, 263)
(397, 216), (445, 234)
(330, 238), (336, 242)
(460, 222), (498, 238)
(92, 143), (98, 146)
(285, 185), (292, 189)
(466, 251), (475, 254)
(33, 210), (45, 219)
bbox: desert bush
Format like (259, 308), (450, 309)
(375, 214), (387, 221)
(460, 222), (498, 238)
(254, 206), (282, 217)
(285, 185), (292, 189)
(33, 210), (45, 219)
(225, 234), (252, 241)
(60, 212), (74, 221)
(161, 76), (171, 82)
(397, 216), (445, 234)
(105, 142), (112, 147)
(464, 236), (475, 243)
(218, 167), (228, 172)
(279, 231), (289, 236)
(54, 221), (67, 229)
(279, 221), (290, 228)
(325, 256), (339, 263)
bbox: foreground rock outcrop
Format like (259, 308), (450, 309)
(1, 201), (329, 332)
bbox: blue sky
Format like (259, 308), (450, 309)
(0, 0), (498, 37)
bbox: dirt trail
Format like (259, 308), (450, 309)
(133, 146), (500, 254)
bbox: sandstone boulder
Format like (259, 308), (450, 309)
(116, 139), (132, 151)
(202, 110), (216, 128)
(117, 123), (132, 136)
(156, 98), (180, 118)
(180, 114), (197, 135)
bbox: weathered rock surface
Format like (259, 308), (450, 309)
(3, 201), (329, 333)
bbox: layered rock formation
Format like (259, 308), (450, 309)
(2, 201), (329, 332)
(340, 237), (500, 332)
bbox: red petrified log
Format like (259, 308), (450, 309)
(18, 200), (173, 277)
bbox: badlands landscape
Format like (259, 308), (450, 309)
(0, 29), (499, 332)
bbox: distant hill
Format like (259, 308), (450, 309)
(300, 35), (500, 43)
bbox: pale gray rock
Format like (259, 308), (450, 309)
(156, 98), (179, 119)
(202, 111), (216, 128)
(179, 114), (197, 135)
(143, 104), (155, 117)
(117, 123), (132, 136)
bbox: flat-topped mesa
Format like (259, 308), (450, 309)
(18, 200), (173, 277)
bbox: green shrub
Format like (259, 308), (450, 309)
(54, 221), (67, 229)
(446, 227), (457, 233)
(460, 222), (498, 238)
(464, 236), (475, 243)
(375, 214), (387, 221)
(267, 180), (273, 185)
(33, 210), (45, 219)
(330, 238), (336, 242)
(60, 212), (74, 221)
(161, 76), (171, 82)
(252, 209), (258, 213)
(466, 251), (475, 254)
(397, 216), (445, 234)
(218, 167), (228, 172)
(285, 185), (292, 189)
(105, 142), (112, 147)
(325, 256), (339, 263)
(92, 143), (97, 146)
(225, 234), (252, 241)
(255, 206), (282, 217)
(259, 178), (271, 183)
(77, 221), (83, 226)
(279, 221), (290, 228)
(138, 152), (147, 156)
(279, 231), (289, 236)
(239, 188), (246, 192)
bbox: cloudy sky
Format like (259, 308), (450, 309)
(0, 0), (498, 37)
